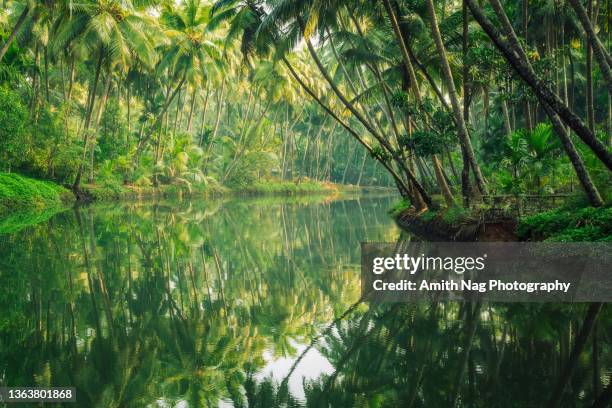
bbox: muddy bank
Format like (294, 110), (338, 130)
(394, 209), (518, 242)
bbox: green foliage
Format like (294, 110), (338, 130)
(0, 87), (28, 169)
(518, 207), (612, 242)
(241, 180), (334, 195)
(389, 198), (411, 217)
(0, 173), (72, 214)
(370, 145), (391, 163)
(441, 206), (471, 225)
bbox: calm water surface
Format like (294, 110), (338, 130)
(0, 194), (608, 407)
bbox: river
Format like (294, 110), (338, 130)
(0, 194), (607, 407)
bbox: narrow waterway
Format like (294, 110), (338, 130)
(0, 194), (608, 407)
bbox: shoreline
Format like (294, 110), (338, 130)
(393, 205), (611, 242)
(0, 172), (396, 233)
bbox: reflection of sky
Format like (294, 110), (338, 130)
(211, 339), (333, 407)
(255, 339), (334, 403)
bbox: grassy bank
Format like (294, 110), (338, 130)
(391, 198), (611, 242)
(83, 179), (364, 201)
(0, 173), (74, 214)
(0, 173), (368, 214)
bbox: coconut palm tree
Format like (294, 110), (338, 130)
(51, 0), (159, 189)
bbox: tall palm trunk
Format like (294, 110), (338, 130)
(203, 79), (225, 171)
(585, 0), (595, 133)
(384, 0), (455, 206)
(134, 71), (187, 160)
(73, 48), (104, 191)
(567, 0), (612, 95)
(44, 47), (50, 103)
(462, 0), (473, 207)
(88, 71), (112, 184)
(198, 83), (211, 146)
(186, 86), (197, 132)
(425, 0), (488, 196)
(0, 5), (29, 63)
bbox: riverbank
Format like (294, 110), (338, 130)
(0, 172), (386, 216)
(392, 200), (611, 242)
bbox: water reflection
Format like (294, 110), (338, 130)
(0, 195), (609, 407)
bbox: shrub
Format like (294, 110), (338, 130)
(0, 173), (71, 214)
(0, 86), (28, 170)
(518, 207), (612, 241)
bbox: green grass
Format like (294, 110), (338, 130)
(389, 199), (411, 217)
(0, 173), (73, 214)
(239, 181), (337, 195)
(518, 206), (612, 242)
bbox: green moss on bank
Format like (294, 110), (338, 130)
(518, 206), (612, 242)
(0, 173), (73, 214)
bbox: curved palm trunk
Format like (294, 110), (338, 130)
(198, 83), (211, 146)
(203, 79), (226, 171)
(301, 35), (429, 205)
(482, 0), (604, 206)
(282, 57), (429, 205)
(384, 0), (455, 206)
(585, 0), (595, 133)
(0, 5), (29, 63)
(468, 0), (612, 171)
(425, 0), (488, 196)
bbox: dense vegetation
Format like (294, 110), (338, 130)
(0, 0), (609, 210)
(0, 172), (71, 213)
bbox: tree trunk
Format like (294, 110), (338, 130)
(88, 71), (113, 184)
(501, 98), (513, 138)
(135, 72), (186, 157)
(384, 0), (453, 208)
(44, 46), (50, 103)
(282, 57), (425, 204)
(198, 83), (211, 145)
(301, 35), (427, 203)
(73, 48), (104, 191)
(433, 156), (455, 206)
(462, 0), (472, 207)
(425, 0), (488, 196)
(586, 0), (595, 133)
(0, 5), (29, 63)
(468, 0), (612, 171)
(187, 86), (197, 133)
(567, 0), (612, 95)
(484, 0), (603, 206)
